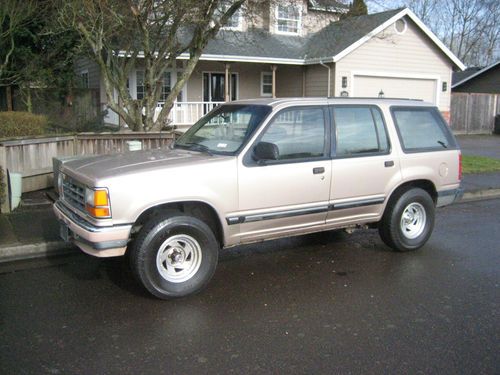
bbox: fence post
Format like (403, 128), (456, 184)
(0, 146), (10, 213)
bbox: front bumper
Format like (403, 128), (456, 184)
(437, 186), (464, 207)
(53, 201), (132, 257)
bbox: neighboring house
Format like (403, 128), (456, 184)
(450, 61), (499, 134)
(77, 1), (465, 128)
(452, 61), (500, 94)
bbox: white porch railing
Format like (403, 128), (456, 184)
(155, 101), (224, 126)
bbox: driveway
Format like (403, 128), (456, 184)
(456, 134), (500, 159)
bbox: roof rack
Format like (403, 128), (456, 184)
(327, 97), (424, 101)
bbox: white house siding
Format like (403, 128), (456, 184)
(334, 16), (453, 112)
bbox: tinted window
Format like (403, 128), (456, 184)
(392, 107), (455, 151)
(333, 106), (390, 157)
(260, 107), (326, 161)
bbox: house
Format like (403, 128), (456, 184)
(77, 1), (465, 128)
(452, 61), (500, 94)
(450, 61), (499, 134)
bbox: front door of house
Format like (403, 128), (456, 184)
(203, 72), (238, 113)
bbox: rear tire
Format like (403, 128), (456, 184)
(130, 213), (219, 299)
(379, 188), (435, 252)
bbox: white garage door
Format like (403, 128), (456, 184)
(353, 75), (437, 104)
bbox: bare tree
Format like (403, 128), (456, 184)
(0, 0), (36, 85)
(60, 0), (246, 131)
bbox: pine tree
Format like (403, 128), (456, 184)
(347, 0), (368, 17)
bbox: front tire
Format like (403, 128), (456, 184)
(130, 214), (219, 299)
(379, 188), (435, 252)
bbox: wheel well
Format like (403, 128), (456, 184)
(388, 180), (437, 206)
(132, 201), (224, 245)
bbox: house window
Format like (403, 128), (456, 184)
(80, 71), (89, 88)
(160, 72), (171, 101)
(136, 70), (145, 100)
(261, 72), (273, 96)
(136, 70), (185, 102)
(276, 4), (301, 34)
(394, 19), (407, 34)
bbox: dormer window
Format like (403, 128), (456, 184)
(276, 4), (302, 35)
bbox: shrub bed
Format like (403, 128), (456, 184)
(0, 111), (48, 138)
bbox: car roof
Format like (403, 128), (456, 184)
(228, 97), (433, 107)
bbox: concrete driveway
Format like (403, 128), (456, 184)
(456, 134), (500, 159)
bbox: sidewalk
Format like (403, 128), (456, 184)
(1, 172), (500, 263)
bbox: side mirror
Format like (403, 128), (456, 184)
(253, 142), (279, 163)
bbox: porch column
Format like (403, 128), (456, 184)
(271, 65), (277, 98)
(225, 63), (231, 102)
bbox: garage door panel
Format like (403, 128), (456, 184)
(353, 76), (437, 104)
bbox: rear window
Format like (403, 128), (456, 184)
(391, 107), (456, 152)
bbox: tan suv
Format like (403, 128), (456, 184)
(54, 98), (463, 299)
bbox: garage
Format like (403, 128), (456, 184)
(352, 75), (438, 104)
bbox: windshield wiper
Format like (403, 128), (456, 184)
(177, 142), (213, 155)
(437, 141), (448, 149)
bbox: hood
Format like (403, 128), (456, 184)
(62, 148), (226, 183)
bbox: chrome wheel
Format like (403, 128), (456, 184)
(156, 234), (203, 283)
(400, 202), (427, 240)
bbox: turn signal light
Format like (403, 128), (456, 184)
(86, 206), (111, 218)
(85, 188), (111, 218)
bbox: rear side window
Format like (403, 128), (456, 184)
(391, 107), (456, 152)
(332, 106), (390, 158)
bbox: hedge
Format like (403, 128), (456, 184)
(0, 111), (48, 138)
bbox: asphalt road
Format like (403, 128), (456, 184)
(1, 199), (499, 375)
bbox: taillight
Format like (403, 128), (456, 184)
(458, 152), (462, 181)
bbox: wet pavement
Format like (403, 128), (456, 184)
(1, 199), (499, 374)
(456, 134), (500, 159)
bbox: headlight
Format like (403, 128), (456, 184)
(85, 187), (111, 218)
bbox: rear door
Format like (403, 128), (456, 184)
(327, 105), (402, 225)
(234, 106), (332, 242)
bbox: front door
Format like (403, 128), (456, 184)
(203, 73), (238, 113)
(235, 106), (332, 243)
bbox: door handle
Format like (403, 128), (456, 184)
(385, 161), (395, 167)
(313, 167), (325, 174)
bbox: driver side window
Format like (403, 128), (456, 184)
(260, 107), (326, 161)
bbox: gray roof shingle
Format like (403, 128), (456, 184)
(202, 8), (404, 61)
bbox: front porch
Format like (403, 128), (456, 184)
(103, 60), (328, 128)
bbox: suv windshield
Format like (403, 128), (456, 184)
(175, 104), (272, 155)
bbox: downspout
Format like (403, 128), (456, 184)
(319, 60), (331, 97)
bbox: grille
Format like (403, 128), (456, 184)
(62, 175), (86, 212)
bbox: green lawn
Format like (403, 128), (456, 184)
(462, 155), (500, 174)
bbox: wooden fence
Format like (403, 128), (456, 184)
(0, 132), (174, 213)
(450, 93), (499, 134)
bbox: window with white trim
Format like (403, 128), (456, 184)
(275, 4), (301, 34)
(136, 70), (185, 102)
(160, 72), (171, 101)
(136, 70), (145, 100)
(261, 72), (273, 96)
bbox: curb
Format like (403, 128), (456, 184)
(0, 241), (78, 263)
(460, 188), (500, 202)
